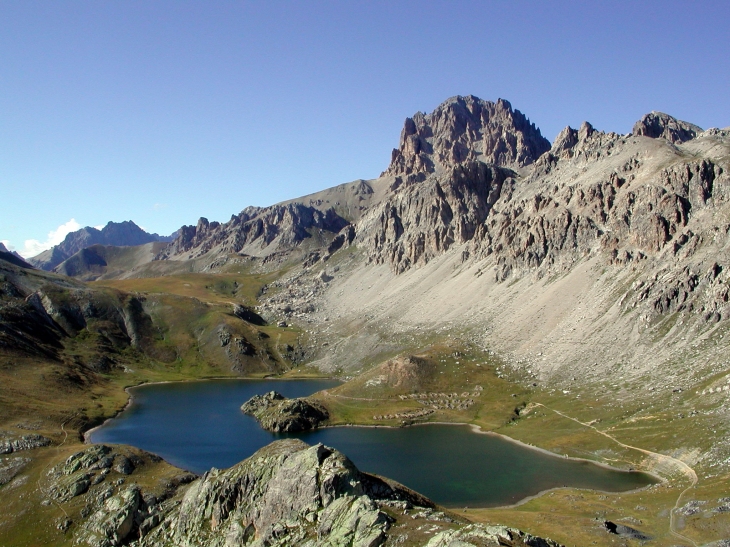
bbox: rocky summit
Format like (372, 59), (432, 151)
(28, 220), (173, 272)
(383, 95), (550, 178)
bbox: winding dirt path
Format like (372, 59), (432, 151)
(533, 403), (698, 547)
(37, 413), (78, 520)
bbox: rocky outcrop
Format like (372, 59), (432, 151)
(425, 523), (562, 547)
(0, 457), (30, 486)
(75, 486), (145, 547)
(241, 391), (329, 432)
(129, 440), (560, 547)
(28, 221), (173, 271)
(46, 444), (195, 547)
(139, 440), (410, 547)
(158, 204), (350, 262)
(383, 95), (550, 178)
(0, 433), (51, 454)
(632, 111), (702, 144)
(360, 109), (730, 283)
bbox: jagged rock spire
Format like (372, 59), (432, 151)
(382, 95), (550, 178)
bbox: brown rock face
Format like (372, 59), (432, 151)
(361, 111), (730, 288)
(382, 95), (550, 178)
(632, 111), (702, 144)
(361, 161), (514, 273)
(158, 204), (349, 260)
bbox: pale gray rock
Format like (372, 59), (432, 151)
(74, 486), (141, 547)
(0, 456), (30, 485)
(0, 433), (51, 454)
(425, 523), (562, 547)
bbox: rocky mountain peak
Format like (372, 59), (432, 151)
(632, 111), (702, 144)
(382, 95), (550, 178)
(28, 220), (174, 271)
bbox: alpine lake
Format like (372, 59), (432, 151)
(89, 379), (657, 508)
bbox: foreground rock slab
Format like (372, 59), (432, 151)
(139, 439), (421, 547)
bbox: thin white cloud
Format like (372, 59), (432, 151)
(93, 225), (104, 230)
(153, 203), (168, 210)
(19, 218), (82, 258)
(0, 239), (14, 252)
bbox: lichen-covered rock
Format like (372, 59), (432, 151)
(138, 439), (426, 547)
(241, 391), (329, 432)
(62, 440), (558, 547)
(74, 486), (141, 547)
(425, 523), (562, 547)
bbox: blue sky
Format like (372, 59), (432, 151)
(2, 1), (729, 257)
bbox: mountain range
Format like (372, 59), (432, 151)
(27, 220), (175, 272)
(1, 95), (729, 546)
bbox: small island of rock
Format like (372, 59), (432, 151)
(241, 391), (329, 433)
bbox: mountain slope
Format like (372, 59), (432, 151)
(53, 241), (170, 281)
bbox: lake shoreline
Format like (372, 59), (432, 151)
(320, 421), (662, 489)
(86, 377), (660, 509)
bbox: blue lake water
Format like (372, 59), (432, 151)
(89, 379), (657, 507)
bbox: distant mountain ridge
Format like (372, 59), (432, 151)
(0, 242), (33, 269)
(28, 220), (175, 271)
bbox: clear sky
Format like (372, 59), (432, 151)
(2, 1), (729, 257)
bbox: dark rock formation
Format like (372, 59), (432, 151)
(241, 391), (329, 432)
(0, 244), (34, 269)
(632, 111), (702, 144)
(604, 520), (651, 540)
(383, 95), (550, 178)
(233, 304), (267, 326)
